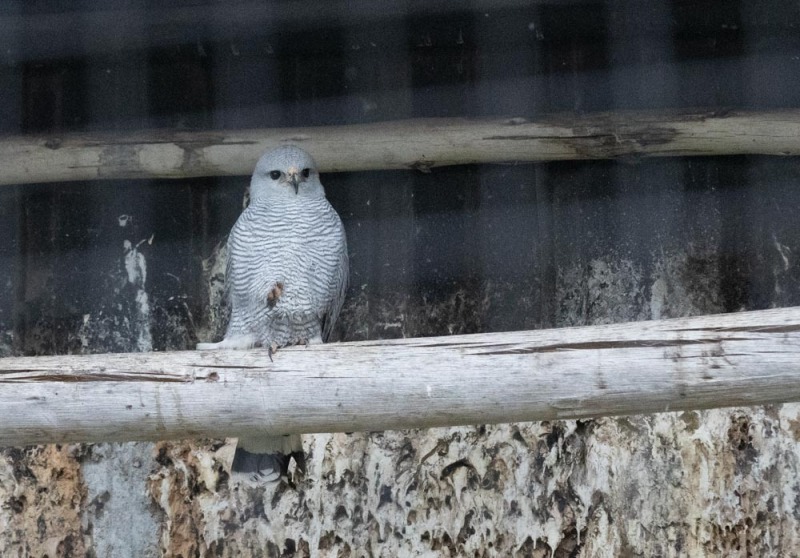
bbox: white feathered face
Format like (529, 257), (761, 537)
(252, 145), (319, 197)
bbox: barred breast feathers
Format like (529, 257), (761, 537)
(224, 194), (347, 346)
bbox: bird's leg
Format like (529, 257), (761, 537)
(266, 281), (284, 308)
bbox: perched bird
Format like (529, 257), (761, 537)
(197, 145), (349, 482)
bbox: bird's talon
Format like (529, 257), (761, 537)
(267, 342), (279, 362)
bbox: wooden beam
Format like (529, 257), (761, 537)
(1, 307), (800, 447)
(4, 108), (800, 186)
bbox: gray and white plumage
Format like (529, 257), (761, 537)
(197, 145), (348, 483)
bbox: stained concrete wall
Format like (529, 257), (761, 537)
(3, 1), (800, 556)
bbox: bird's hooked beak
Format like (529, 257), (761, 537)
(287, 166), (300, 194)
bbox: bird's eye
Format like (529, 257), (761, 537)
(301, 168), (310, 178)
(269, 170), (281, 180)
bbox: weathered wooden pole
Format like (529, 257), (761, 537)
(1, 306), (799, 447)
(3, 108), (800, 186)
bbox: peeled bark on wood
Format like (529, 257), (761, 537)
(4, 109), (800, 185)
(0, 306), (799, 447)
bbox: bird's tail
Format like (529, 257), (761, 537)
(231, 434), (304, 483)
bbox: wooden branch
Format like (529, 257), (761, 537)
(1, 307), (800, 447)
(4, 108), (800, 186)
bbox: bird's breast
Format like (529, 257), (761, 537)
(229, 198), (345, 309)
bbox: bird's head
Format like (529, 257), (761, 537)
(250, 145), (321, 203)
